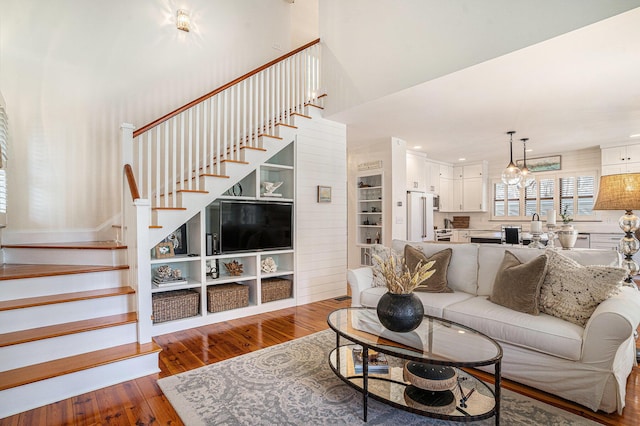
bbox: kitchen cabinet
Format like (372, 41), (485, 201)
(440, 161), (488, 212)
(451, 229), (470, 243)
(406, 152), (441, 194)
(425, 160), (440, 193)
(601, 144), (640, 175)
(406, 152), (426, 191)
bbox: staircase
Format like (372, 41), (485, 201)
(0, 39), (323, 418)
(0, 242), (161, 417)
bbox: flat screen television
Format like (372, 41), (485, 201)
(219, 200), (293, 253)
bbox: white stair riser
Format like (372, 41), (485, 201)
(0, 352), (159, 419)
(0, 295), (134, 334)
(0, 270), (128, 301)
(304, 104), (323, 119)
(0, 323), (138, 372)
(3, 248), (126, 266)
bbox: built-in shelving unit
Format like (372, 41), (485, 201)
(149, 142), (296, 335)
(356, 172), (383, 266)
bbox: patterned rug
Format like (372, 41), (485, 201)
(157, 330), (597, 425)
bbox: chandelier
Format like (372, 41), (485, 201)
(500, 131), (522, 186)
(516, 138), (535, 189)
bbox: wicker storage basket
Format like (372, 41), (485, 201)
(152, 289), (199, 323)
(261, 277), (293, 303)
(207, 283), (249, 313)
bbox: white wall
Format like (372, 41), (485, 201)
(319, 0), (639, 116)
(295, 114), (347, 303)
(0, 0), (307, 241)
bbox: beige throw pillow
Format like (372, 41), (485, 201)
(489, 251), (548, 315)
(404, 245), (453, 293)
(539, 250), (625, 327)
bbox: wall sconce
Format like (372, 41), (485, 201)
(176, 9), (190, 32)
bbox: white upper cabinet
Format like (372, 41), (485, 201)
(601, 143), (640, 175)
(406, 152), (426, 191)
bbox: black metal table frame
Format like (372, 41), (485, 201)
(327, 309), (503, 425)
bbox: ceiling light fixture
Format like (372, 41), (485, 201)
(176, 9), (190, 32)
(517, 138), (535, 189)
(630, 134), (640, 139)
(501, 131), (522, 186)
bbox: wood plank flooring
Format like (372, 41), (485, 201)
(0, 296), (637, 425)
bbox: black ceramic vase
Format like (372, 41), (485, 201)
(376, 292), (424, 333)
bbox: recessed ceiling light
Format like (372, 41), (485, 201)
(526, 148), (533, 152)
(413, 145), (422, 149)
(630, 134), (640, 138)
(458, 158), (466, 161)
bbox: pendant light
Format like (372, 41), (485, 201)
(517, 138), (535, 189)
(501, 131), (523, 186)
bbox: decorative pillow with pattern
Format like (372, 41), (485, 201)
(489, 251), (548, 315)
(404, 245), (453, 293)
(539, 249), (625, 327)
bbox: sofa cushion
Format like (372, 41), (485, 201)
(489, 251), (548, 315)
(392, 240), (479, 294)
(404, 245), (453, 293)
(540, 249), (625, 327)
(443, 296), (584, 361)
(477, 245), (622, 297)
(360, 286), (475, 318)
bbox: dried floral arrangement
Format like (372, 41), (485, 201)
(372, 253), (436, 294)
(224, 260), (244, 276)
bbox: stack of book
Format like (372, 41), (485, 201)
(153, 277), (188, 287)
(351, 347), (389, 374)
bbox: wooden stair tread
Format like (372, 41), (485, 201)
(0, 286), (135, 312)
(0, 264), (129, 281)
(0, 313), (138, 347)
(2, 241), (126, 250)
(0, 340), (161, 391)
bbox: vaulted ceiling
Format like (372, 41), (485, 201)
(321, 3), (640, 164)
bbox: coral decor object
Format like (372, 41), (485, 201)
(155, 265), (182, 280)
(224, 260), (244, 276)
(261, 257), (278, 273)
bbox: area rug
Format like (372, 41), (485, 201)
(158, 330), (597, 425)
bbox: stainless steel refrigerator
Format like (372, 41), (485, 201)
(407, 191), (435, 242)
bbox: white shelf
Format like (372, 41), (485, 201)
(150, 141), (297, 334)
(151, 280), (201, 293)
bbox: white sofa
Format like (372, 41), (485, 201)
(347, 240), (640, 414)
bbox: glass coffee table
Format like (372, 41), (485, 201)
(327, 307), (503, 424)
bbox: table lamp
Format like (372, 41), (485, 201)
(593, 173), (640, 285)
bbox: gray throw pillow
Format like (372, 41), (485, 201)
(404, 245), (453, 293)
(489, 251), (548, 315)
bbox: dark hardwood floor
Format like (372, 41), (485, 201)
(1, 296), (638, 425)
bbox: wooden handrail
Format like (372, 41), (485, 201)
(124, 164), (140, 201)
(133, 38), (321, 138)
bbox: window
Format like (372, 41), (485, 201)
(492, 172), (597, 221)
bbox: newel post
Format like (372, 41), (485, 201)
(121, 123), (135, 167)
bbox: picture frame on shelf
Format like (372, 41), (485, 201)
(166, 223), (188, 255)
(154, 242), (175, 259)
(317, 185), (332, 203)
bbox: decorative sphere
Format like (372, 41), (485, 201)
(501, 165), (522, 186)
(619, 212), (640, 233)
